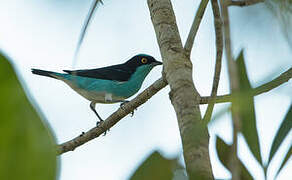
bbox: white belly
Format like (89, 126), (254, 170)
(62, 79), (126, 103)
(74, 88), (125, 104)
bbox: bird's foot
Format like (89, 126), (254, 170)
(120, 100), (130, 107)
(79, 132), (85, 137)
(96, 120), (110, 136)
(120, 100), (137, 117)
(96, 119), (104, 127)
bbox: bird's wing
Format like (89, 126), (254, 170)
(63, 64), (133, 82)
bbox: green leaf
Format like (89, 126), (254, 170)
(239, 159), (253, 180)
(216, 136), (253, 179)
(233, 50), (262, 165)
(0, 52), (57, 180)
(130, 151), (175, 180)
(216, 135), (232, 171)
(276, 146), (292, 177)
(268, 104), (292, 164)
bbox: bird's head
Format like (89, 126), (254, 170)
(125, 54), (162, 70)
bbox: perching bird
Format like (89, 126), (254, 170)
(32, 54), (162, 125)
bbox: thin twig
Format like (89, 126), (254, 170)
(228, 0), (264, 7)
(184, 0), (209, 57)
(72, 0), (103, 67)
(220, 0), (241, 178)
(58, 78), (167, 155)
(200, 67), (292, 104)
(203, 0), (223, 122)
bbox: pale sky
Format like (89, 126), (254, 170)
(0, 0), (291, 179)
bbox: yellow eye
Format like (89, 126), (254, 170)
(141, 58), (148, 64)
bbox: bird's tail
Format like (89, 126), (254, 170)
(31, 69), (59, 79)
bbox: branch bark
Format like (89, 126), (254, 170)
(184, 0), (209, 57)
(203, 0), (223, 122)
(147, 0), (212, 179)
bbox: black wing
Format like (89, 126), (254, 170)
(63, 64), (134, 82)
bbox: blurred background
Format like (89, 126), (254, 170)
(0, 0), (291, 179)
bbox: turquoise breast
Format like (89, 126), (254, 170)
(62, 64), (154, 99)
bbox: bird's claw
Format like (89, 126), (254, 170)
(79, 132), (85, 137)
(96, 120), (103, 127)
(120, 101), (137, 117)
(96, 120), (110, 136)
(120, 100), (130, 108)
(130, 108), (137, 117)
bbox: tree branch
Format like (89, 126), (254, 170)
(220, 0), (241, 177)
(200, 67), (292, 104)
(228, 0), (264, 7)
(148, 0), (212, 179)
(184, 0), (209, 57)
(203, 0), (223, 122)
(58, 78), (167, 154)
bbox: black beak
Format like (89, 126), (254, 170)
(152, 60), (163, 66)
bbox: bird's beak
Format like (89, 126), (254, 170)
(152, 61), (163, 66)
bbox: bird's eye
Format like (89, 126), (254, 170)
(141, 58), (147, 64)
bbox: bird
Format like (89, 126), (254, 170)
(31, 54), (162, 125)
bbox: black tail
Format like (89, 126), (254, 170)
(31, 69), (57, 79)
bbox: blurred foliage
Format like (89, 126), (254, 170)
(130, 151), (177, 180)
(0, 52), (57, 180)
(268, 104), (292, 177)
(172, 167), (188, 180)
(215, 51), (291, 179)
(238, 157), (254, 180)
(73, 0), (104, 67)
(234, 51), (262, 165)
(268, 104), (292, 164)
(216, 136), (253, 180)
(277, 146), (292, 177)
(266, 0), (292, 47)
(216, 135), (232, 171)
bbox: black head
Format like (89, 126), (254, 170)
(125, 54), (162, 70)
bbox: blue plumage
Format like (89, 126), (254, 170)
(32, 54), (162, 123)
